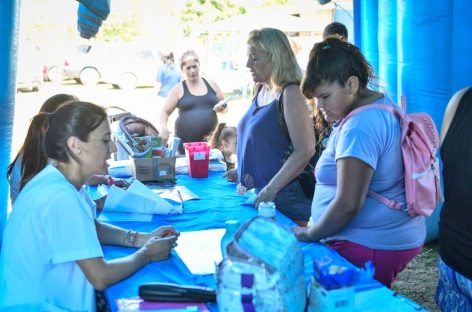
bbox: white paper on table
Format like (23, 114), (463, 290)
(98, 211), (153, 222)
(103, 180), (182, 215)
(174, 229), (225, 275)
(154, 185), (199, 204)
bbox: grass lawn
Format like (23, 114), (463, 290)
(393, 240), (440, 312)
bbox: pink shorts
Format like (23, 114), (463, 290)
(328, 240), (423, 288)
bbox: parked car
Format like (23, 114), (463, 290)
(38, 43), (70, 83)
(100, 48), (160, 90)
(63, 43), (160, 89)
(43, 63), (64, 83)
(62, 43), (112, 86)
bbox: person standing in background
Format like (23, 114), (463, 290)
(156, 51), (181, 98)
(159, 50), (227, 154)
(207, 123), (237, 171)
(323, 22), (348, 41)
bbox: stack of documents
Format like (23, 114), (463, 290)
(99, 180), (192, 222)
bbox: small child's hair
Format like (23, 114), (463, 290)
(208, 123), (237, 149)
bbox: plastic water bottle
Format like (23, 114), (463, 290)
(220, 220), (240, 258)
(258, 201), (277, 220)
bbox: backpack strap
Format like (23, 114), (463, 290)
(339, 103), (401, 128)
(338, 99), (406, 211)
(366, 190), (404, 210)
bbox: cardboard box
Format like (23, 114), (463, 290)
(130, 156), (176, 182)
(307, 279), (354, 312)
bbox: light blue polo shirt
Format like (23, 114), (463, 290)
(0, 164), (103, 311)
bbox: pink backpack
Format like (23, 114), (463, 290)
(340, 96), (443, 217)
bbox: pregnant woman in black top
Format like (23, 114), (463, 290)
(160, 50), (226, 154)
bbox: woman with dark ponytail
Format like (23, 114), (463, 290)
(0, 101), (178, 311)
(7, 93), (78, 203)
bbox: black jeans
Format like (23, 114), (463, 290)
(95, 289), (111, 312)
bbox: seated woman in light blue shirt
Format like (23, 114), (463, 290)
(0, 101), (178, 311)
(6, 94), (175, 261)
(293, 38), (424, 288)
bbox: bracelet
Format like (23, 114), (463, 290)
(126, 230), (139, 248)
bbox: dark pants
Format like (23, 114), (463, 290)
(273, 180), (312, 222)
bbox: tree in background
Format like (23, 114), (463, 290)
(179, 0), (247, 37)
(178, 0), (292, 38)
(97, 14), (141, 42)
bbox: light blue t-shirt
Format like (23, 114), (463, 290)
(0, 164), (103, 311)
(157, 64), (181, 97)
(8, 155), (63, 206)
(311, 97), (425, 250)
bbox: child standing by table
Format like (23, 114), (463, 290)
(208, 122), (237, 171)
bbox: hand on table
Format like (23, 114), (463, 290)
(108, 177), (131, 190)
(224, 169), (238, 183)
(253, 185), (277, 209)
(292, 226), (313, 242)
(139, 235), (178, 262)
(136, 226), (179, 248)
(152, 226), (179, 238)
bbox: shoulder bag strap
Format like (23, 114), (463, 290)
(276, 83), (299, 156)
(252, 83), (264, 102)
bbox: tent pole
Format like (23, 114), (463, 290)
(0, 0), (20, 246)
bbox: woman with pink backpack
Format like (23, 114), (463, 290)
(293, 38), (425, 288)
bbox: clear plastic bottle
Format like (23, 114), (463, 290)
(258, 201), (277, 220)
(220, 219), (240, 258)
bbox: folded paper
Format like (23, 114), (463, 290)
(104, 179), (182, 215)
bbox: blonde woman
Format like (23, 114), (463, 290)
(234, 28), (315, 225)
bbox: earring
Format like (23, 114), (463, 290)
(77, 149), (81, 154)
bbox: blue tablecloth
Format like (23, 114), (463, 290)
(102, 172), (425, 311)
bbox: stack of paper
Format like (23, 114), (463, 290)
(99, 180), (182, 222)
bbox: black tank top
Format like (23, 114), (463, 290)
(439, 87), (472, 279)
(175, 78), (219, 154)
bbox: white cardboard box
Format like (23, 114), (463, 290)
(307, 279), (355, 312)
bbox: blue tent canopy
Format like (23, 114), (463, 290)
(1, 0), (472, 244)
